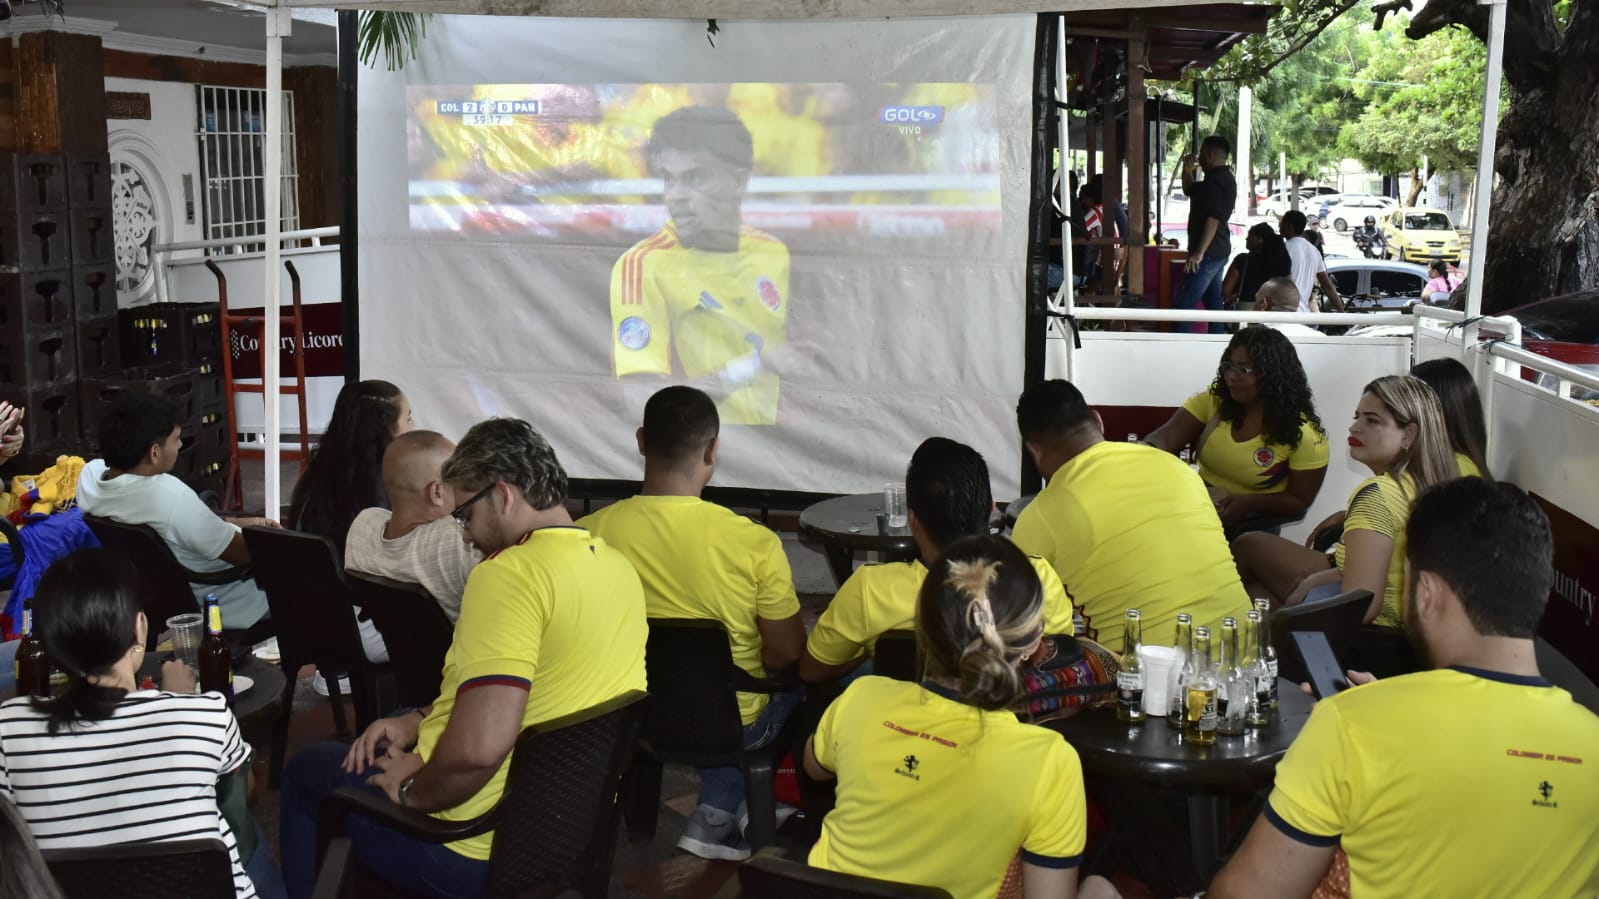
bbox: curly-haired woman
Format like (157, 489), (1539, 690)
(1146, 327), (1329, 534)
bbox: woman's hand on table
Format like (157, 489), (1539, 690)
(160, 660), (197, 694)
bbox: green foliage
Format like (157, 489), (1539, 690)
(358, 11), (431, 71)
(1336, 23), (1488, 176)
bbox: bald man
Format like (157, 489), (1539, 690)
(1254, 276), (1322, 337)
(344, 431), (483, 654)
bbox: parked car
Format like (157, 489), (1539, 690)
(1324, 195), (1399, 232)
(1382, 207), (1463, 263)
(1258, 188), (1320, 218)
(1322, 258), (1431, 311)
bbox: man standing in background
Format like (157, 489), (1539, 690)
(1175, 135), (1237, 334)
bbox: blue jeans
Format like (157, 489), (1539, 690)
(245, 817), (288, 899)
(1301, 579), (1345, 605)
(697, 687), (804, 816)
(0, 640), (16, 695)
(279, 742), (488, 899)
(1173, 252), (1229, 334)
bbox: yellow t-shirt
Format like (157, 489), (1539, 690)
(1181, 390), (1329, 495)
(1455, 450), (1482, 479)
(810, 677), (1086, 899)
(1333, 474), (1414, 629)
(609, 223), (791, 425)
(416, 526), (647, 860)
(1011, 441), (1250, 648)
(1267, 667), (1599, 899)
(806, 556), (1075, 667)
(577, 495), (798, 724)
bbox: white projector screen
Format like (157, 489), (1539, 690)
(358, 15), (1036, 497)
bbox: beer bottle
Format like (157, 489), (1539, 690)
(1185, 626), (1218, 745)
(1216, 617), (1247, 736)
(1167, 613), (1194, 729)
(198, 594), (233, 702)
(1253, 598), (1279, 709)
(1244, 610), (1271, 727)
(1117, 609), (1146, 723)
(15, 599), (51, 699)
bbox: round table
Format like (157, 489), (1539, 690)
(134, 653), (287, 722)
(1045, 680), (1314, 891)
(797, 493), (919, 587)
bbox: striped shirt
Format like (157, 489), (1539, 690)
(0, 690), (256, 898)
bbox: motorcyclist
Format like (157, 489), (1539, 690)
(1352, 215), (1388, 259)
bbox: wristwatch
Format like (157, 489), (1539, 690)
(397, 775), (416, 807)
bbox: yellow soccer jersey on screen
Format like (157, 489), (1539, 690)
(415, 527), (647, 861)
(810, 677), (1086, 899)
(806, 557), (1075, 667)
(1182, 389), (1329, 496)
(1333, 474), (1416, 629)
(609, 222), (791, 425)
(1267, 667), (1599, 899)
(1011, 441), (1250, 648)
(577, 495), (799, 725)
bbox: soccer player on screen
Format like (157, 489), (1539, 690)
(610, 106), (791, 426)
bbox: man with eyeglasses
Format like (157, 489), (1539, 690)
(278, 418), (647, 899)
(1011, 379), (1250, 649)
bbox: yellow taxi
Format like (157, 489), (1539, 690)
(1383, 207), (1463, 263)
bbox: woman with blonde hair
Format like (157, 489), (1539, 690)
(1233, 375), (1457, 627)
(803, 535), (1118, 899)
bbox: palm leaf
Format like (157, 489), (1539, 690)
(358, 11), (432, 71)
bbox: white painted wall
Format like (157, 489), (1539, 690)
(106, 77), (203, 307)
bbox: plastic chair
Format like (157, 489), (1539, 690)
(873, 629), (920, 682)
(240, 525), (395, 787)
(345, 572), (454, 708)
(44, 838), (238, 899)
(314, 690), (648, 899)
(622, 618), (800, 850)
(1535, 636), (1599, 717)
(82, 514), (261, 651)
(738, 847), (954, 899)
(1269, 589), (1373, 685)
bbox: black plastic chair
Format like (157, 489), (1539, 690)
(82, 514), (263, 651)
(44, 838), (237, 899)
(241, 526), (395, 786)
(314, 690), (648, 899)
(345, 572), (454, 709)
(873, 629), (920, 682)
(1535, 636), (1599, 717)
(623, 618), (800, 850)
(738, 847), (954, 899)
(1269, 589), (1373, 685)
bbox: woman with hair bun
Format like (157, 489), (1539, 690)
(803, 535), (1119, 899)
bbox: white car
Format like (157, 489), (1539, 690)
(1325, 195), (1400, 232)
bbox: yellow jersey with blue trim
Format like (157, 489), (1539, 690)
(609, 222), (790, 425)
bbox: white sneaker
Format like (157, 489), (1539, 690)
(676, 805), (752, 862)
(311, 671), (351, 697)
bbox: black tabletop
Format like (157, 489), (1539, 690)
(797, 494), (919, 560)
(136, 653), (286, 721)
(1045, 678), (1314, 786)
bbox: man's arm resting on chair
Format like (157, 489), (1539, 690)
(1208, 811), (1335, 899)
(366, 683), (526, 812)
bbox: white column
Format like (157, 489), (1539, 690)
(1464, 0), (1506, 323)
(1236, 86), (1252, 213)
(263, 3), (291, 517)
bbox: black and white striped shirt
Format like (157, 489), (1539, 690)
(0, 690), (256, 898)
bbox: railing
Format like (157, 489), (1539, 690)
(151, 227), (341, 304)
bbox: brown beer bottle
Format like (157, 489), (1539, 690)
(15, 599), (51, 698)
(198, 594), (233, 702)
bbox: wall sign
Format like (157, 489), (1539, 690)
(106, 91), (153, 120)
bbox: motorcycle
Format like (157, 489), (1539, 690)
(1352, 229), (1390, 260)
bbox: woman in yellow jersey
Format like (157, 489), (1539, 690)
(1146, 328), (1329, 536)
(1233, 376), (1458, 627)
(804, 535), (1120, 899)
(1411, 357), (1492, 480)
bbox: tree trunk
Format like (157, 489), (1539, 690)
(1405, 166), (1425, 207)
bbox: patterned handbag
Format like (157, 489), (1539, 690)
(1016, 634), (1119, 720)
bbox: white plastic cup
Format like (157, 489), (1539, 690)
(884, 484), (908, 529)
(167, 613), (204, 674)
(1138, 645), (1184, 716)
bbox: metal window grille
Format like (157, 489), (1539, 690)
(196, 85), (300, 255)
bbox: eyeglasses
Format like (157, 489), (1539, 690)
(1219, 362), (1258, 377)
(451, 483), (496, 526)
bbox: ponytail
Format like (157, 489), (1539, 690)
(918, 536), (1045, 711)
(32, 681), (129, 736)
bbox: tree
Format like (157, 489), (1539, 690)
(1215, 0), (1598, 313)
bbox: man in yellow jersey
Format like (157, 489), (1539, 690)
(1211, 480), (1599, 898)
(800, 437), (1077, 683)
(609, 106), (791, 426)
(278, 418), (647, 899)
(1011, 380), (1250, 648)
(579, 386), (803, 861)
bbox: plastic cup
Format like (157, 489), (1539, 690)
(884, 484), (908, 529)
(1139, 645), (1183, 716)
(167, 613), (204, 674)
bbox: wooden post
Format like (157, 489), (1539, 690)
(12, 32), (107, 154)
(1126, 18), (1148, 301)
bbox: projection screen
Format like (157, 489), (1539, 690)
(358, 15), (1036, 497)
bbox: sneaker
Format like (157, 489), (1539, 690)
(311, 671), (352, 697)
(676, 806), (752, 862)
